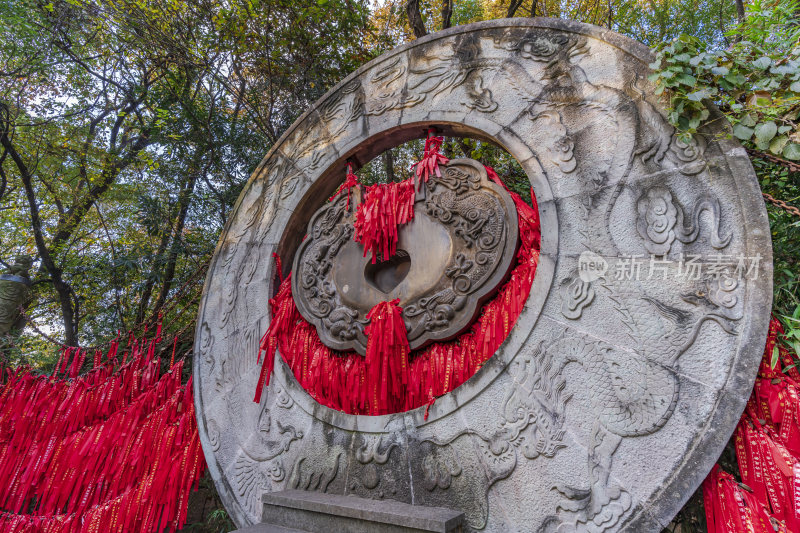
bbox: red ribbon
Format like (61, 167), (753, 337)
(364, 299), (409, 415)
(354, 178), (415, 264)
(0, 333), (205, 533)
(329, 162), (361, 210)
(411, 131), (449, 186)
(253, 165), (540, 416)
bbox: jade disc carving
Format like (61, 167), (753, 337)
(291, 158), (519, 355)
(194, 18), (772, 532)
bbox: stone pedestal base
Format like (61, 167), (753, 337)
(232, 490), (464, 533)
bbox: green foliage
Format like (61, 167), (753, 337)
(0, 0), (377, 357)
(649, 0), (800, 158)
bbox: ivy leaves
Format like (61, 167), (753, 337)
(648, 0), (800, 159)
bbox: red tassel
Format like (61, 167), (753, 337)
(329, 163), (361, 210)
(704, 463), (781, 532)
(254, 274), (298, 403)
(354, 178), (415, 264)
(364, 299), (409, 415)
(411, 131), (449, 187)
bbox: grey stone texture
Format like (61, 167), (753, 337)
(194, 18), (773, 533)
(252, 490), (464, 533)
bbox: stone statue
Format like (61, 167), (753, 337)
(0, 255), (33, 335)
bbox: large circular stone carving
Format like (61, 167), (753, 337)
(194, 18), (772, 532)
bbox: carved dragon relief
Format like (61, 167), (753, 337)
(217, 154), (307, 329)
(376, 27), (743, 532)
(418, 327), (682, 531)
(281, 78), (365, 176)
(636, 186), (731, 255)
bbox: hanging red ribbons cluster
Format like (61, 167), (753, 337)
(329, 162), (361, 210)
(412, 132), (449, 186)
(364, 299), (409, 415)
(704, 465), (786, 532)
(704, 318), (800, 532)
(254, 163), (540, 416)
(354, 177), (415, 263)
(254, 269), (299, 404)
(0, 335), (205, 533)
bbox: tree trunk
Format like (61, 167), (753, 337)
(441, 0), (453, 30)
(0, 130), (79, 345)
(507, 0), (525, 17)
(135, 224), (172, 325)
(735, 0), (745, 25)
(383, 150), (396, 183)
(406, 0), (428, 38)
(150, 172), (199, 320)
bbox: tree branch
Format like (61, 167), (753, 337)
(406, 0), (428, 38)
(507, 0), (526, 18)
(441, 0), (453, 30)
(0, 112), (78, 344)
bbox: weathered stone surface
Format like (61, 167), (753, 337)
(0, 255), (33, 335)
(255, 490), (465, 533)
(194, 18), (772, 532)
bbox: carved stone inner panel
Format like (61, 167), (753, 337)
(291, 158), (519, 355)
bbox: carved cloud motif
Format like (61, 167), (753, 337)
(636, 187), (731, 255)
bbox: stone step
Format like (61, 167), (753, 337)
(234, 525), (308, 533)
(258, 490), (465, 533)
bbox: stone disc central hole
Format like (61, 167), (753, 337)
(364, 250), (411, 293)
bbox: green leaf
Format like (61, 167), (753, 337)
(771, 345), (780, 369)
(686, 88), (711, 101)
(754, 121), (778, 144)
(783, 143), (800, 160)
(779, 125), (792, 134)
(753, 56), (772, 70)
(772, 65), (797, 75)
(740, 114), (757, 127)
(770, 135), (789, 155)
(733, 124), (754, 140)
(711, 66), (729, 76)
(725, 73), (747, 86)
(791, 81), (800, 93)
(675, 73), (697, 86)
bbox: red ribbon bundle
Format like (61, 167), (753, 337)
(704, 318), (800, 532)
(364, 299), (409, 415)
(411, 133), (449, 186)
(354, 177), (415, 264)
(254, 165), (540, 416)
(0, 335), (205, 533)
(255, 271), (298, 403)
(329, 163), (361, 210)
(704, 464), (784, 532)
